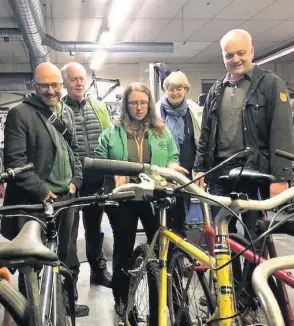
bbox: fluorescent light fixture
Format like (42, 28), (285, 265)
(255, 45), (294, 65)
(99, 30), (114, 46)
(108, 0), (134, 33)
(90, 0), (134, 70)
(90, 50), (107, 71)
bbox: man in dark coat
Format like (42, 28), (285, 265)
(2, 62), (89, 317)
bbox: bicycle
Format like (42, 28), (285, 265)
(0, 179), (135, 325)
(84, 155), (294, 326)
(179, 167), (294, 325)
(0, 163), (35, 325)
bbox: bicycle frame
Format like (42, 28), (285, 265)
(198, 200), (294, 325)
(21, 204), (76, 326)
(39, 239), (58, 324)
(148, 202), (237, 326)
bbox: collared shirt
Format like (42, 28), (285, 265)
(223, 65), (255, 85)
(217, 67), (255, 159)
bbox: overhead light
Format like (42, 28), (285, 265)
(99, 30), (114, 46)
(255, 45), (294, 65)
(108, 0), (134, 33)
(90, 0), (134, 70)
(90, 50), (107, 70)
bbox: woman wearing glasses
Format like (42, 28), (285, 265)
(94, 82), (187, 315)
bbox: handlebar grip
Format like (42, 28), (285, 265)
(275, 149), (294, 161)
(83, 158), (148, 176)
(0, 163), (35, 182)
(110, 191), (136, 201)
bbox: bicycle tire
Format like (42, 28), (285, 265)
(54, 273), (71, 326)
(0, 277), (30, 325)
(126, 243), (159, 326)
(167, 248), (214, 326)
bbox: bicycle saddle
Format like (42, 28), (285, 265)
(0, 221), (58, 263)
(220, 167), (276, 185)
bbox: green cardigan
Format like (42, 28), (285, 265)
(94, 124), (179, 190)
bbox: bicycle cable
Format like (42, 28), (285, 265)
(212, 209), (294, 271)
(0, 213), (46, 231)
(176, 190), (257, 267)
(174, 149), (250, 192)
(258, 202), (294, 264)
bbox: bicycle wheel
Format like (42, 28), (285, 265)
(167, 248), (215, 326)
(0, 277), (30, 325)
(53, 273), (71, 326)
(229, 233), (269, 325)
(126, 243), (159, 326)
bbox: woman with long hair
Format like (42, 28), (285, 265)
(94, 82), (187, 315)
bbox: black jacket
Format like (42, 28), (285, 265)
(194, 65), (293, 182)
(3, 94), (83, 205)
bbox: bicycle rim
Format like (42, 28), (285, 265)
(126, 243), (159, 326)
(167, 249), (214, 326)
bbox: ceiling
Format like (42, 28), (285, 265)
(1, 0), (294, 68)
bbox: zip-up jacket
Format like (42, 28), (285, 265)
(62, 96), (112, 161)
(194, 65), (294, 182)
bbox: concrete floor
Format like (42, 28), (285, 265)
(2, 211), (294, 325)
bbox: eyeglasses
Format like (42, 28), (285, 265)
(128, 100), (148, 107)
(35, 82), (63, 91)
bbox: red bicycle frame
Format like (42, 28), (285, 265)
(199, 224), (294, 325)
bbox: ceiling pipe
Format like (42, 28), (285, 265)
(0, 28), (173, 53)
(8, 0), (50, 69)
(43, 34), (173, 52)
(0, 73), (33, 92)
(6, 0), (174, 69)
(0, 28), (23, 41)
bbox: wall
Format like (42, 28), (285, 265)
(1, 62), (294, 104)
(0, 92), (25, 109)
(84, 63), (227, 102)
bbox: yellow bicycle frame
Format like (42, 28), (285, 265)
(159, 228), (236, 326)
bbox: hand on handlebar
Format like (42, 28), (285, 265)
(167, 163), (189, 175)
(193, 171), (207, 188)
(114, 175), (130, 187)
(270, 182), (289, 197)
(45, 190), (57, 200)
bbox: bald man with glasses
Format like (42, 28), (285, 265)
(2, 62), (89, 317)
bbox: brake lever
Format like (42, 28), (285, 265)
(112, 173), (155, 200)
(98, 201), (119, 207)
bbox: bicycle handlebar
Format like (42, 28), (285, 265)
(0, 191), (135, 214)
(275, 149), (294, 161)
(84, 158), (294, 211)
(0, 163), (34, 182)
(252, 256), (294, 326)
(83, 157), (149, 176)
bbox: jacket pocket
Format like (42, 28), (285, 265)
(247, 95), (268, 142)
